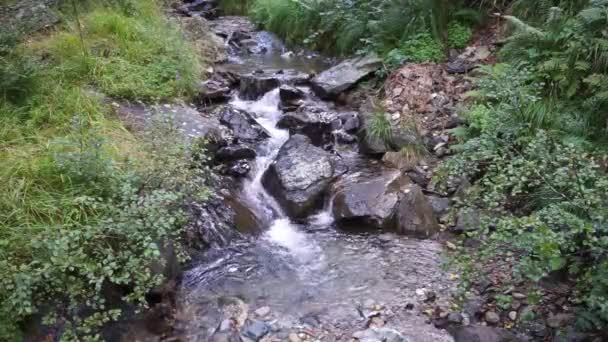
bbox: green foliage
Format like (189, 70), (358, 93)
(0, 115), (209, 340)
(250, 0), (476, 58)
(399, 32), (445, 63)
(367, 112), (393, 144)
(500, 0), (608, 134)
(447, 21), (473, 49)
(0, 30), (36, 104)
(0, 0), (208, 339)
(439, 2), (608, 328)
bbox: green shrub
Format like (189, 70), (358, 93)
(400, 32), (445, 63)
(0, 115), (209, 340)
(447, 21), (472, 49)
(367, 112), (393, 144)
(0, 0), (209, 339)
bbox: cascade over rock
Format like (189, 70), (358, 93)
(311, 54), (382, 99)
(262, 134), (335, 218)
(238, 69), (311, 100)
(217, 105), (270, 143)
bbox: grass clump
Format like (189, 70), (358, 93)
(367, 112), (393, 144)
(0, 0), (209, 339)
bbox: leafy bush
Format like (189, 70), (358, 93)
(447, 21), (472, 49)
(367, 112), (393, 144)
(439, 57), (608, 332)
(400, 32), (445, 63)
(500, 0), (608, 134)
(0, 0), (209, 339)
(250, 0), (473, 57)
(0, 30), (36, 104)
(0, 115), (209, 340)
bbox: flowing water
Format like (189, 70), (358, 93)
(166, 38), (456, 340)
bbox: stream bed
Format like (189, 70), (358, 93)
(161, 22), (457, 340)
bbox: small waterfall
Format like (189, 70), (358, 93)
(230, 89), (322, 266)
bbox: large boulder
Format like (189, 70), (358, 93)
(278, 85), (305, 111)
(177, 0), (219, 19)
(0, 0), (60, 35)
(262, 135), (335, 218)
(395, 184), (440, 238)
(238, 69), (311, 100)
(332, 171), (410, 230)
(447, 326), (522, 342)
(277, 107), (336, 145)
(311, 54), (382, 99)
(217, 106), (270, 143)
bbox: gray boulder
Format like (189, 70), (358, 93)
(0, 0), (60, 35)
(238, 69), (311, 100)
(311, 54), (382, 99)
(279, 85), (305, 111)
(448, 326), (523, 342)
(218, 106), (270, 143)
(396, 184), (440, 238)
(352, 327), (410, 342)
(216, 145), (256, 161)
(262, 135), (335, 218)
(332, 171), (410, 230)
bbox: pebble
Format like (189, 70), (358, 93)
(446, 241), (457, 250)
(508, 311), (517, 321)
(255, 306), (271, 317)
(288, 333), (302, 342)
(511, 300), (521, 310)
(512, 292), (526, 300)
(484, 311), (500, 324)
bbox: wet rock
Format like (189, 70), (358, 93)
(239, 73), (281, 100)
(352, 327), (408, 342)
(396, 184), (440, 238)
(218, 106), (270, 143)
(332, 171), (410, 230)
(220, 160), (251, 177)
(216, 145), (256, 161)
(448, 326), (520, 342)
(277, 106), (338, 145)
(210, 16), (256, 39)
(382, 151), (417, 171)
(241, 320), (270, 341)
(484, 311), (500, 325)
(407, 167), (429, 188)
(546, 312), (574, 328)
(224, 195), (262, 234)
(178, 0), (219, 18)
(238, 70), (310, 100)
(446, 46), (492, 74)
(198, 79), (232, 103)
(262, 135), (335, 218)
(428, 196), (450, 217)
(311, 54), (382, 100)
(279, 85), (305, 111)
(210, 332), (241, 342)
(254, 306), (271, 318)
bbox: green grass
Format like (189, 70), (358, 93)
(367, 112), (393, 144)
(0, 0), (209, 339)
